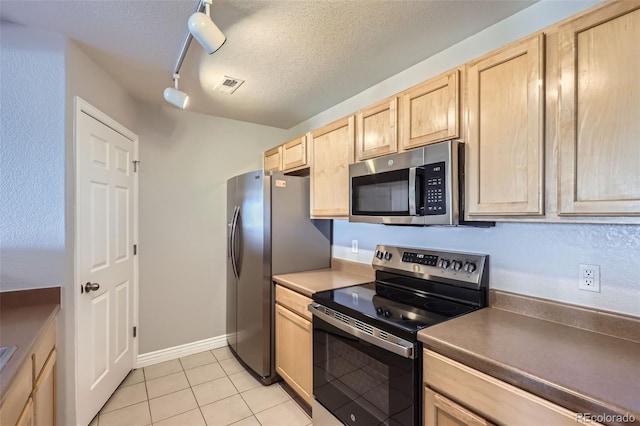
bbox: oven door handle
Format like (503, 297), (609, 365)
(309, 303), (415, 359)
(408, 167), (417, 216)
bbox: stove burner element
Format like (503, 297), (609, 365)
(386, 292), (413, 302)
(423, 299), (459, 314)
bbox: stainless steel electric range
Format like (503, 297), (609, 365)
(310, 245), (489, 426)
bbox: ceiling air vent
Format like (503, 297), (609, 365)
(214, 76), (245, 94)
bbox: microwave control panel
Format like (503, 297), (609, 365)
(424, 162), (446, 215)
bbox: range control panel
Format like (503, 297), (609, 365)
(401, 252), (438, 266)
(372, 244), (488, 289)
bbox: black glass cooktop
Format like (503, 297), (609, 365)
(312, 281), (479, 339)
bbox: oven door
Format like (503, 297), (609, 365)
(312, 311), (420, 426)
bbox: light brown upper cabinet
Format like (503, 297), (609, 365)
(399, 69), (459, 150)
(282, 135), (308, 172)
(309, 116), (355, 218)
(356, 97), (398, 161)
(466, 34), (545, 217)
(558, 1), (640, 216)
(264, 145), (282, 172)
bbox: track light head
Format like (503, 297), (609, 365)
(164, 74), (189, 109)
(164, 87), (189, 109)
(188, 11), (226, 54)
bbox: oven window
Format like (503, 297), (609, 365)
(313, 317), (417, 426)
(352, 169), (410, 215)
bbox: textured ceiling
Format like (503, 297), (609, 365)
(0, 0), (536, 129)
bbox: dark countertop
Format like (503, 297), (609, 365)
(418, 308), (640, 425)
(0, 288), (60, 406)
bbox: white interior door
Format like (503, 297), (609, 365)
(75, 102), (137, 426)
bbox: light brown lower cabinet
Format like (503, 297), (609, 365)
(423, 350), (603, 426)
(0, 318), (56, 426)
(33, 349), (56, 426)
(275, 304), (313, 405)
(16, 398), (34, 426)
(274, 286), (313, 406)
(424, 388), (493, 426)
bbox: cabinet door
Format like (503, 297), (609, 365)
(309, 116), (355, 218)
(33, 349), (56, 426)
(282, 136), (308, 172)
(424, 350), (604, 426)
(275, 304), (313, 406)
(264, 146), (282, 172)
(466, 34), (544, 216)
(0, 358), (32, 426)
(400, 69), (459, 150)
(424, 388), (492, 426)
(558, 2), (640, 215)
(356, 97), (398, 161)
(16, 398), (34, 426)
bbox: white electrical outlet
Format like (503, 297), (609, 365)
(351, 240), (358, 253)
(578, 264), (600, 292)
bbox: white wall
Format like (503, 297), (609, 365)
(0, 22), (66, 291)
(136, 105), (288, 353)
(286, 0), (640, 317)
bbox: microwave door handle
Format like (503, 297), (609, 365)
(408, 167), (417, 216)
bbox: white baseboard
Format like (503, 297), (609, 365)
(136, 334), (229, 368)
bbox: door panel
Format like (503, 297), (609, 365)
(114, 281), (130, 362)
(114, 186), (129, 263)
(76, 107), (136, 425)
(90, 293), (109, 384)
(90, 182), (109, 270)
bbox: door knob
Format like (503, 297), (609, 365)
(84, 282), (100, 292)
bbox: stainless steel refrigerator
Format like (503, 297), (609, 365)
(226, 170), (331, 383)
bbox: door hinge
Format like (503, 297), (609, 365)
(133, 160), (140, 173)
(133, 244), (137, 255)
(133, 326), (137, 338)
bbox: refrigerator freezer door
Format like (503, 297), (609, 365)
(235, 171), (271, 377)
(226, 177), (238, 351)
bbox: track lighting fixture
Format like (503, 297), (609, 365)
(163, 74), (190, 109)
(163, 0), (225, 110)
(188, 0), (226, 54)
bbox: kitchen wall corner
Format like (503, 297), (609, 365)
(135, 105), (288, 354)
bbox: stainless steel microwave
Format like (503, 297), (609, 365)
(349, 140), (462, 226)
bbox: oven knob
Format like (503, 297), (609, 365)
(452, 260), (463, 271)
(375, 250), (384, 259)
(384, 251), (392, 261)
(464, 262), (477, 273)
(438, 259), (450, 269)
(384, 310), (392, 318)
(376, 307), (384, 315)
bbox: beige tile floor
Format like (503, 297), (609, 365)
(89, 346), (312, 426)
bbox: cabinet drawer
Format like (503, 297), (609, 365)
(0, 359), (32, 426)
(33, 320), (56, 381)
(275, 285), (312, 321)
(423, 350), (601, 426)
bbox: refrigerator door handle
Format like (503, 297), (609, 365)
(233, 209), (242, 278)
(230, 206), (240, 279)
